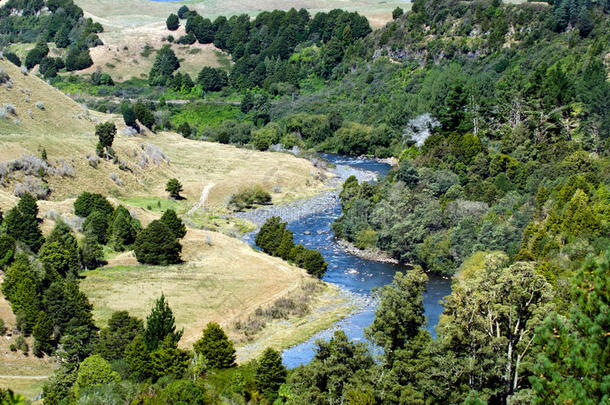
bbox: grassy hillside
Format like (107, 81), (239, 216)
(0, 59), (329, 210)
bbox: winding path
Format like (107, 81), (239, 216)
(187, 183), (215, 215)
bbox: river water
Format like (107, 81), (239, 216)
(236, 154), (452, 368)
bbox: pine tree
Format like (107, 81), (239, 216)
(109, 206), (140, 251)
(160, 209), (186, 239)
(149, 45), (180, 86)
(54, 24), (70, 48)
(95, 122), (116, 156)
(193, 322), (236, 369)
(0, 234), (16, 268)
(255, 348), (287, 400)
(121, 102), (137, 127)
(143, 294), (183, 351)
(83, 211), (110, 245)
(151, 335), (192, 380)
(302, 249), (328, 278)
(134, 220), (182, 265)
(79, 232), (104, 270)
(96, 310), (144, 361)
(124, 335), (152, 381)
(4, 194), (44, 253)
(165, 178), (183, 199)
(33, 311), (54, 356)
(276, 230), (295, 260)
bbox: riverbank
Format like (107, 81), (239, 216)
(336, 239), (399, 264)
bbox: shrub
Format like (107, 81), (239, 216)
(16, 334), (28, 354)
(0, 319), (6, 335)
(4, 52), (21, 67)
(229, 186), (271, 210)
(160, 209), (186, 239)
(0, 68), (10, 84)
(35, 101), (44, 110)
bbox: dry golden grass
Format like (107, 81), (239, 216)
(81, 228), (314, 347)
(0, 59), (329, 211)
(81, 22), (230, 81)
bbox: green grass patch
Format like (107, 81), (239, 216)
(118, 196), (181, 213)
(171, 101), (243, 130)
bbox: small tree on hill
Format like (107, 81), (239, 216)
(193, 322), (236, 369)
(83, 211), (110, 245)
(149, 45), (180, 86)
(178, 122), (191, 137)
(255, 348), (287, 401)
(33, 311), (54, 356)
(143, 294), (183, 351)
(95, 122), (117, 160)
(124, 334), (152, 381)
(0, 234), (16, 268)
(166, 13), (179, 31)
(96, 310), (143, 361)
(160, 209), (186, 239)
(392, 7), (404, 19)
(134, 220), (182, 265)
(177, 5), (190, 19)
(166, 178), (183, 199)
(121, 102), (137, 128)
(73, 354), (121, 398)
(151, 335), (192, 381)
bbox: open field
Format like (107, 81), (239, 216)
(77, 0), (411, 30)
(0, 59), (329, 211)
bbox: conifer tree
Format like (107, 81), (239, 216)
(160, 209), (186, 239)
(151, 335), (192, 380)
(134, 220), (182, 265)
(143, 294), (183, 351)
(255, 348), (287, 400)
(124, 334), (152, 381)
(33, 311), (54, 356)
(193, 322), (236, 369)
(3, 194), (44, 253)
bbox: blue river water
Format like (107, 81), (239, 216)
(240, 154), (452, 368)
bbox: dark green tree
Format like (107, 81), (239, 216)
(148, 45), (179, 86)
(160, 209), (186, 239)
(79, 232), (104, 270)
(392, 7), (404, 19)
(165, 178), (183, 199)
(255, 348), (287, 401)
(302, 249), (328, 278)
(83, 210), (110, 245)
(193, 322), (236, 369)
(395, 160), (420, 188)
(240, 91), (254, 113)
(366, 268), (427, 360)
(158, 379), (205, 404)
(109, 206), (140, 251)
(73, 192), (113, 219)
(439, 81), (470, 133)
(3, 193), (44, 253)
(133, 102), (155, 130)
(33, 311), (55, 356)
(0, 234), (16, 268)
(177, 5), (190, 19)
(143, 294), (183, 351)
(197, 67), (228, 92)
(96, 122), (116, 157)
(134, 220), (182, 265)
(178, 122), (191, 137)
(166, 13), (179, 31)
(121, 102), (137, 128)
(2, 256), (40, 334)
(95, 310), (144, 361)
(54, 24), (70, 48)
(151, 335), (192, 380)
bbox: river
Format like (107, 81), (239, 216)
(236, 154), (452, 368)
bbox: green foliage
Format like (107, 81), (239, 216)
(193, 322), (236, 369)
(288, 330), (374, 403)
(2, 255), (40, 334)
(73, 354), (121, 398)
(229, 186), (271, 210)
(255, 348), (286, 401)
(530, 251), (610, 404)
(366, 268), (427, 358)
(33, 311), (54, 356)
(166, 13), (179, 31)
(133, 102), (155, 130)
(158, 379), (205, 404)
(83, 210), (110, 245)
(3, 193), (44, 253)
(143, 294), (183, 351)
(149, 45), (179, 86)
(159, 209), (186, 239)
(134, 220), (182, 265)
(95, 121), (116, 155)
(121, 102), (136, 127)
(124, 334), (152, 381)
(0, 234), (16, 268)
(150, 335), (192, 380)
(74, 192), (114, 219)
(165, 178), (183, 199)
(96, 310), (144, 361)
(109, 206), (141, 251)
(392, 7), (404, 19)
(79, 232), (104, 270)
(197, 66), (228, 92)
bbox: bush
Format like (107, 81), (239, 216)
(165, 178), (183, 199)
(193, 322), (236, 369)
(229, 186), (271, 210)
(15, 335), (28, 354)
(160, 209), (186, 239)
(4, 52), (21, 67)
